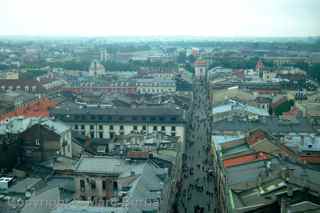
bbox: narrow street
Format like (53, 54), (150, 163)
(174, 76), (217, 213)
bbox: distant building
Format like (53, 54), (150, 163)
(100, 49), (109, 62)
(89, 60), (106, 77)
(262, 70), (277, 81)
(194, 60), (208, 80)
(255, 59), (264, 71)
(64, 81), (137, 95)
(0, 97), (57, 122)
(0, 71), (19, 80)
(212, 100), (269, 122)
(136, 79), (176, 95)
(0, 79), (45, 93)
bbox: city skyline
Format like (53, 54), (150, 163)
(0, 0), (320, 37)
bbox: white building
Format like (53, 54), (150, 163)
(0, 71), (19, 80)
(49, 106), (185, 142)
(89, 60), (106, 77)
(194, 60), (208, 80)
(136, 79), (176, 95)
(212, 100), (269, 122)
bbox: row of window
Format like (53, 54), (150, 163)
(80, 179), (118, 192)
(0, 85), (38, 92)
(77, 128), (177, 139)
(75, 124), (176, 131)
(139, 88), (175, 93)
(55, 114), (178, 123)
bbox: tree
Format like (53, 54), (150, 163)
(177, 51), (187, 63)
(187, 55), (196, 64)
(273, 100), (295, 116)
(20, 69), (48, 80)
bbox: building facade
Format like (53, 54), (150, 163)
(0, 117), (72, 165)
(49, 106), (185, 141)
(136, 79), (176, 95)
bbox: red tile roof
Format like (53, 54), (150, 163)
(247, 130), (266, 145)
(0, 97), (57, 122)
(256, 89), (280, 94)
(283, 106), (300, 118)
(224, 152), (269, 168)
(127, 151), (149, 159)
(300, 155), (320, 164)
(194, 60), (207, 66)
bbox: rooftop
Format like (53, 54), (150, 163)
(8, 177), (42, 194)
(213, 116), (316, 134)
(51, 106), (182, 117)
(0, 116), (69, 135)
(74, 156), (146, 176)
(212, 100), (269, 116)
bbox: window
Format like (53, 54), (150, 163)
(110, 132), (114, 139)
(110, 125), (114, 130)
(74, 125), (78, 130)
(153, 126), (157, 131)
(99, 125), (103, 130)
(171, 132), (176, 137)
(102, 180), (106, 190)
(80, 180), (85, 192)
(120, 125), (124, 130)
(161, 126), (165, 131)
(133, 126), (137, 130)
(142, 126), (146, 130)
(97, 145), (106, 153)
(99, 132), (103, 138)
(90, 132), (94, 138)
(81, 125), (85, 130)
(113, 181), (118, 191)
(91, 180), (96, 190)
(90, 125), (94, 130)
(171, 126), (176, 131)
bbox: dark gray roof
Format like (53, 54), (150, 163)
(51, 106), (182, 116)
(50, 106), (184, 124)
(127, 162), (166, 213)
(213, 117), (316, 134)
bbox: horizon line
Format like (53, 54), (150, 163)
(0, 34), (319, 39)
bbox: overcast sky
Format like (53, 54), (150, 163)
(0, 0), (319, 37)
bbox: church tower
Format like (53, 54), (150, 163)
(194, 59), (208, 80)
